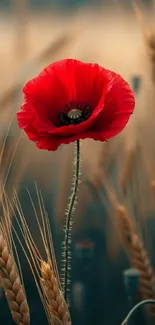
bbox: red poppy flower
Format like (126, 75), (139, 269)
(17, 59), (135, 151)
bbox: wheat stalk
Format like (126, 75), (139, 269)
(97, 176), (155, 316)
(132, 0), (155, 82)
(0, 230), (30, 325)
(40, 261), (71, 325)
(116, 205), (135, 247)
(151, 180), (155, 199)
(10, 187), (71, 325)
(117, 205), (155, 316)
(119, 149), (135, 194)
(0, 273), (3, 286)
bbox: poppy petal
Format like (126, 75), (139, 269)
(23, 75), (69, 125)
(36, 130), (106, 151)
(93, 71), (135, 139)
(39, 59), (109, 107)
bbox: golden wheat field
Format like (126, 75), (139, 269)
(1, 1), (155, 325)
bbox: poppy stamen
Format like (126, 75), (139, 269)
(58, 102), (92, 127)
(67, 109), (82, 120)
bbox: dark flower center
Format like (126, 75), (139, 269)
(58, 102), (92, 127)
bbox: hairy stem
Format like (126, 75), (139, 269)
(62, 140), (80, 303)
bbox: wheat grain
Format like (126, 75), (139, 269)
(40, 261), (71, 325)
(0, 230), (30, 325)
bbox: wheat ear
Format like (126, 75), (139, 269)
(0, 231), (30, 325)
(117, 205), (155, 315)
(0, 273), (3, 287)
(119, 149), (135, 193)
(40, 261), (71, 325)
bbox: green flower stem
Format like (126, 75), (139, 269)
(121, 299), (155, 324)
(63, 139), (80, 302)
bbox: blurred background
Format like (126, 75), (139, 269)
(1, 0), (155, 324)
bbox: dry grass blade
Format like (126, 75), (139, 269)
(132, 0), (155, 81)
(0, 229), (30, 325)
(131, 0), (151, 40)
(40, 261), (71, 325)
